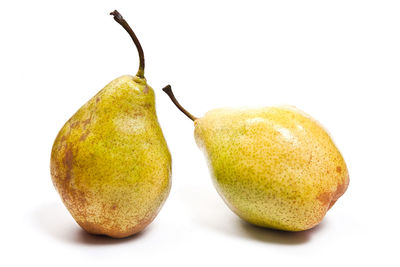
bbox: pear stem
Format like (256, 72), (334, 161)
(110, 10), (145, 78)
(162, 85), (198, 121)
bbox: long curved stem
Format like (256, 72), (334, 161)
(162, 85), (198, 121)
(110, 10), (145, 78)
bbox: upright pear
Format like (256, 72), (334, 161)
(163, 86), (348, 231)
(50, 11), (171, 238)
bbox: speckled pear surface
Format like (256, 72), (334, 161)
(51, 75), (171, 238)
(194, 106), (349, 231)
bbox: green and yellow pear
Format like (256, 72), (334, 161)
(163, 86), (348, 231)
(50, 11), (171, 238)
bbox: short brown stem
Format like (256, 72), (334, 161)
(110, 10), (145, 78)
(162, 85), (198, 121)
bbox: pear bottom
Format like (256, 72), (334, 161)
(219, 177), (348, 232)
(78, 220), (151, 238)
(72, 201), (160, 239)
(53, 180), (170, 238)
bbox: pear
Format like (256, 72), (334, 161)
(163, 86), (348, 231)
(50, 11), (171, 238)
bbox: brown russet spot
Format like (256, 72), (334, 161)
(82, 117), (91, 127)
(143, 85), (149, 94)
(70, 121), (80, 128)
(57, 146), (77, 204)
(336, 166), (342, 173)
(332, 176), (349, 202)
(112, 204), (117, 210)
(317, 174), (350, 209)
(58, 135), (68, 150)
(132, 111), (144, 118)
(143, 103), (152, 109)
(64, 148), (73, 181)
(317, 191), (331, 206)
(328, 180), (348, 210)
(80, 130), (91, 141)
(96, 97), (100, 103)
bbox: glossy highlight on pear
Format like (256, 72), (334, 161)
(163, 85), (349, 231)
(50, 11), (171, 238)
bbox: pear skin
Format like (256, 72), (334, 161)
(163, 86), (349, 232)
(50, 11), (171, 238)
(51, 76), (171, 238)
(194, 107), (348, 231)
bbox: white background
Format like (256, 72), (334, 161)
(1, 0), (399, 266)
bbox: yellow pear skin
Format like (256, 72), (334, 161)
(194, 107), (348, 231)
(163, 86), (348, 231)
(50, 11), (171, 238)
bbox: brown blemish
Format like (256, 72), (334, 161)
(143, 85), (149, 94)
(70, 121), (80, 129)
(328, 181), (347, 210)
(112, 204), (117, 210)
(336, 166), (342, 173)
(96, 97), (100, 103)
(57, 146), (76, 204)
(331, 176), (349, 202)
(64, 148), (73, 181)
(317, 191), (331, 206)
(131, 111), (143, 118)
(58, 135), (68, 150)
(317, 174), (350, 209)
(80, 130), (91, 141)
(82, 118), (91, 127)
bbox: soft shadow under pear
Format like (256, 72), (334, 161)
(237, 219), (327, 245)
